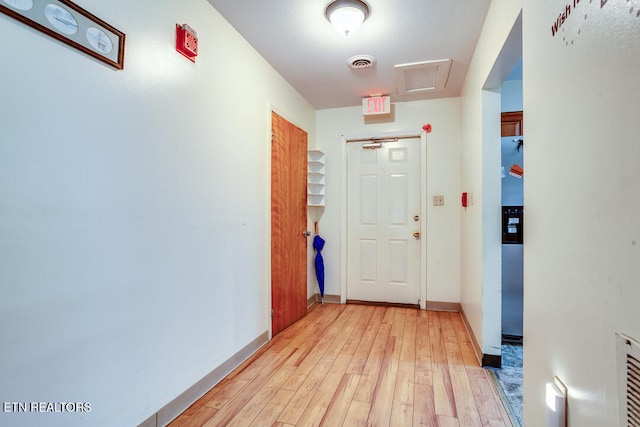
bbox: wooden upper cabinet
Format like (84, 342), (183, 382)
(501, 111), (523, 136)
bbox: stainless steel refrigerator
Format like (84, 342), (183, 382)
(502, 206), (523, 340)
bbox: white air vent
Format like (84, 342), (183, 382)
(348, 55), (376, 69)
(617, 333), (640, 426)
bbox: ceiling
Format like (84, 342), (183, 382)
(206, 0), (493, 110)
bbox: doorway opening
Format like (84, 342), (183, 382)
(490, 58), (524, 427)
(475, 10), (523, 425)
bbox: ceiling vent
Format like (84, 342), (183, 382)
(348, 55), (376, 69)
(395, 58), (452, 95)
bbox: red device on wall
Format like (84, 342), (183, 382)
(176, 24), (198, 62)
(461, 192), (468, 207)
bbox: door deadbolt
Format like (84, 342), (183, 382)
(413, 231), (421, 239)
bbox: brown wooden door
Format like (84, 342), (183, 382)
(271, 112), (308, 336)
(501, 111), (523, 136)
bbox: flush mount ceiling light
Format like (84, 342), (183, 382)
(325, 0), (369, 36)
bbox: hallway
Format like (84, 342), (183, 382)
(169, 304), (512, 426)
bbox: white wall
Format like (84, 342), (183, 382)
(459, 0), (522, 358)
(0, 1), (315, 426)
(501, 79), (524, 206)
(523, 0), (640, 424)
(316, 99), (461, 305)
(501, 79), (524, 113)
(501, 137), (524, 206)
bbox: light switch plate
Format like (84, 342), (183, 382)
(433, 195), (444, 206)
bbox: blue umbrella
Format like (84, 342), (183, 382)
(313, 235), (325, 304)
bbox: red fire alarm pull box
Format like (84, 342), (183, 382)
(176, 24), (198, 62)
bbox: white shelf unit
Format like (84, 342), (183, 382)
(308, 150), (325, 207)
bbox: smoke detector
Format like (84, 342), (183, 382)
(348, 55), (376, 69)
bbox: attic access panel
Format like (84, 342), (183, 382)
(395, 59), (452, 95)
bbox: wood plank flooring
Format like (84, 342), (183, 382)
(168, 304), (512, 427)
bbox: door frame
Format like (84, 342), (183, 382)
(340, 132), (428, 309)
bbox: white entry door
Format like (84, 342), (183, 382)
(346, 138), (422, 305)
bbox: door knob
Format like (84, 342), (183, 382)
(413, 231), (421, 239)
(303, 230), (311, 237)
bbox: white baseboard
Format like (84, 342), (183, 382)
(425, 301), (461, 312)
(459, 306), (482, 365)
(308, 293), (341, 307)
(139, 330), (269, 427)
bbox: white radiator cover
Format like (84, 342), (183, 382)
(617, 333), (640, 427)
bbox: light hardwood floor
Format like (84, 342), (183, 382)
(168, 303), (512, 427)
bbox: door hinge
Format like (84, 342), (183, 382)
(271, 309), (274, 319)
